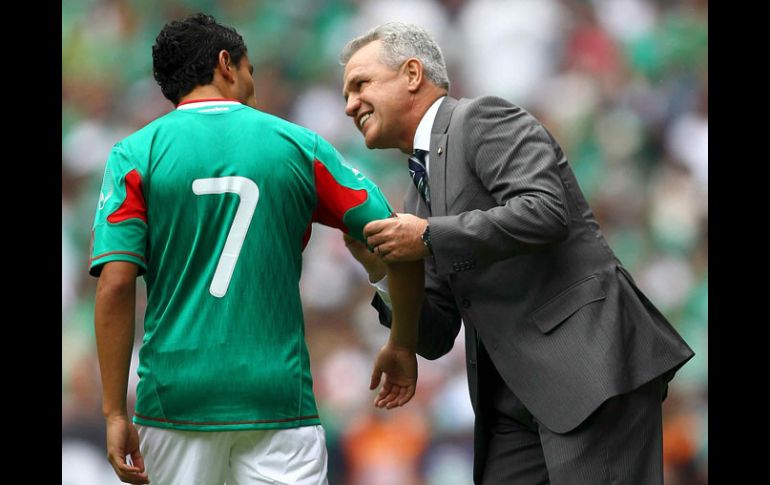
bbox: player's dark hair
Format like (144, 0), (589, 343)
(152, 13), (247, 105)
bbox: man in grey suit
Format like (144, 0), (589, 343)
(340, 22), (695, 484)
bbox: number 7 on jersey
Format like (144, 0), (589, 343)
(192, 176), (260, 298)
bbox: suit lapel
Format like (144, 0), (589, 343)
(428, 97), (458, 217)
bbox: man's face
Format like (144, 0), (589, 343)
(343, 40), (411, 150)
(234, 54), (256, 107)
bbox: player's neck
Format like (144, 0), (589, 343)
(178, 86), (238, 107)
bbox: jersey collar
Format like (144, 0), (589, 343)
(176, 98), (242, 110)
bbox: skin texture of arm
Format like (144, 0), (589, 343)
(369, 259), (423, 408)
(94, 261), (149, 485)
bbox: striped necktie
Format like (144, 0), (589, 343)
(408, 148), (430, 208)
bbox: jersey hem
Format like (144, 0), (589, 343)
(133, 413), (321, 431)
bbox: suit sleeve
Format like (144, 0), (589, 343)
(372, 255), (461, 360)
(89, 143), (148, 277)
(311, 135), (394, 242)
(429, 96), (570, 276)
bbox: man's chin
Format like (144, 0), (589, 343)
(364, 134), (385, 150)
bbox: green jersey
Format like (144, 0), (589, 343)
(90, 99), (393, 431)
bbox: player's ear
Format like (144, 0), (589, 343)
(217, 50), (235, 81)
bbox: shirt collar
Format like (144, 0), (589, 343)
(176, 98), (242, 110)
(413, 96), (446, 152)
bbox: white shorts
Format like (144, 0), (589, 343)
(136, 424), (328, 485)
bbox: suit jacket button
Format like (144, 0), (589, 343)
(462, 299), (471, 308)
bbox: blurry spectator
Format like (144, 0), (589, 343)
(342, 408), (429, 485)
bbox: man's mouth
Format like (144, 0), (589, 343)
(359, 113), (372, 130)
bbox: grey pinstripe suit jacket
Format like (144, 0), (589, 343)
(372, 95), (694, 476)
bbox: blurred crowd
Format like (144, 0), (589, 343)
(62, 1), (708, 484)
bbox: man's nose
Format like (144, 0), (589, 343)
(345, 95), (360, 117)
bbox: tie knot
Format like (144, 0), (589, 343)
(411, 148), (428, 163)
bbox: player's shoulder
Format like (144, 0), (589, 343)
(252, 108), (318, 142)
(231, 107), (319, 151)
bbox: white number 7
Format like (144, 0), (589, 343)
(192, 176), (260, 298)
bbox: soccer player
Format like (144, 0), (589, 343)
(90, 13), (422, 485)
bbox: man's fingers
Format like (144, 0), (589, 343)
(110, 456), (149, 484)
(376, 385), (415, 409)
(381, 385), (408, 409)
(129, 450), (146, 473)
(376, 377), (411, 408)
(118, 472), (150, 485)
(363, 219), (389, 237)
(370, 366), (382, 390)
(397, 385), (416, 406)
(366, 232), (389, 248)
(375, 381), (396, 407)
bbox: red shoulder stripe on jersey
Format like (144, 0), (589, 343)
(311, 159), (367, 233)
(107, 169), (147, 224)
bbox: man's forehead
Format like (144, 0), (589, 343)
(344, 65), (366, 82)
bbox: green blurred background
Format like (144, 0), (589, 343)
(62, 1), (707, 483)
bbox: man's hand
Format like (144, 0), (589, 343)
(370, 342), (418, 409)
(343, 233), (386, 282)
(364, 213), (429, 262)
(105, 415), (149, 484)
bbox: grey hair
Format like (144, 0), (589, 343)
(340, 22), (450, 91)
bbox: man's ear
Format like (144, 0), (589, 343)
(404, 58), (423, 93)
(216, 50), (235, 82)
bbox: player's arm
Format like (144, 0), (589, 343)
(342, 236), (423, 407)
(94, 261), (137, 420)
(94, 261), (148, 484)
(369, 258), (423, 408)
(90, 143), (149, 484)
(311, 135), (422, 407)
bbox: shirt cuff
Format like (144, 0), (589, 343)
(369, 275), (392, 309)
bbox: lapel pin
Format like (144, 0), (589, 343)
(437, 147), (443, 155)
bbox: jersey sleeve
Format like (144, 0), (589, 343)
(311, 135), (394, 242)
(89, 143), (148, 276)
